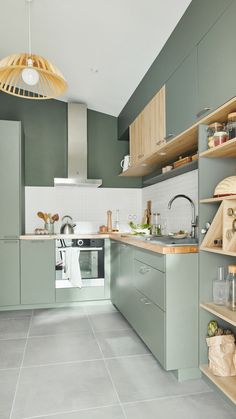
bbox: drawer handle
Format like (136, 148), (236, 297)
(121, 244), (127, 248)
(196, 107), (211, 118)
(140, 297), (152, 305)
(139, 266), (151, 274)
(164, 134), (174, 141)
(138, 154), (144, 159)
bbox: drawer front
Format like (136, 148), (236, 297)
(131, 288), (165, 368)
(134, 248), (165, 272)
(134, 260), (165, 310)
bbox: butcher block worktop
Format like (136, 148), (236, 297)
(20, 233), (198, 254)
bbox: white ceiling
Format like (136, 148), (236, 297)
(0, 0), (191, 116)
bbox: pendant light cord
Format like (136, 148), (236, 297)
(27, 0), (32, 56)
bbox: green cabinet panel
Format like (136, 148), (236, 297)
(0, 240), (20, 306)
(166, 49), (198, 138)
(131, 288), (165, 367)
(110, 240), (120, 306)
(134, 248), (165, 272)
(134, 259), (165, 311)
(0, 120), (23, 238)
(197, 1), (236, 118)
(21, 240), (55, 304)
(56, 287), (105, 303)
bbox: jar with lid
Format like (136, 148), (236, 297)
(207, 122), (223, 148)
(227, 112), (236, 140)
(213, 129), (229, 146)
(226, 265), (236, 311)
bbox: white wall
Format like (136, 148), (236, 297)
(25, 170), (198, 235)
(25, 187), (142, 234)
(142, 170), (198, 235)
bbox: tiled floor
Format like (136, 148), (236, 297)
(0, 303), (235, 419)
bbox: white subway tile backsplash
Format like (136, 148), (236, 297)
(25, 170), (198, 235)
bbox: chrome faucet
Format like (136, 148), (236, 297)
(168, 194), (198, 239)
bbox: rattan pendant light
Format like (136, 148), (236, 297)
(0, 0), (67, 99)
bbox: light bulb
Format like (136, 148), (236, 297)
(22, 59), (39, 86)
(22, 67), (39, 86)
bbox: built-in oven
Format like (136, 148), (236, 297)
(56, 238), (104, 288)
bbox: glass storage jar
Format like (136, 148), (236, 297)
(213, 130), (229, 146)
(207, 122), (223, 148)
(226, 265), (236, 311)
(213, 267), (227, 305)
(227, 112), (236, 140)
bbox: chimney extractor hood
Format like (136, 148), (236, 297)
(54, 103), (102, 187)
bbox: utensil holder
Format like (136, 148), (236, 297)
(44, 222), (54, 234)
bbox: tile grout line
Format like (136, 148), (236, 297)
(86, 311), (128, 419)
(9, 311), (34, 419)
(21, 403), (120, 419)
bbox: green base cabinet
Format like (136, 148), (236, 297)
(111, 243), (198, 376)
(21, 240), (55, 304)
(0, 240), (20, 306)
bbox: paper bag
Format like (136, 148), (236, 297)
(206, 335), (236, 376)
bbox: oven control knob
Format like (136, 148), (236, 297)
(77, 239), (84, 246)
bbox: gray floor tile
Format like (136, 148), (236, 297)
(89, 312), (131, 332)
(23, 332), (102, 366)
(0, 369), (19, 419)
(0, 317), (31, 340)
(106, 355), (211, 403)
(123, 392), (236, 419)
(11, 360), (118, 418)
(30, 309), (91, 336)
(85, 303), (118, 315)
(0, 338), (26, 369)
(0, 309), (32, 319)
(95, 329), (150, 358)
(30, 405), (125, 419)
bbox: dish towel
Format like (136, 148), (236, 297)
(68, 247), (82, 288)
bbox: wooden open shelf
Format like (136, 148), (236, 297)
(200, 365), (236, 405)
(200, 302), (236, 327)
(200, 137), (236, 158)
(200, 246), (236, 257)
(200, 196), (236, 203)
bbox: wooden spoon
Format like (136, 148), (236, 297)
(37, 211), (46, 222)
(52, 213), (59, 223)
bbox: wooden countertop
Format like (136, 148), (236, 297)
(20, 233), (198, 254)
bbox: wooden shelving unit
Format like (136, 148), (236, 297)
(200, 196), (236, 204)
(142, 160), (198, 186)
(200, 137), (236, 158)
(200, 365), (236, 405)
(200, 246), (236, 257)
(200, 302), (236, 327)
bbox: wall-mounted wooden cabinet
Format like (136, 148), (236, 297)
(129, 86), (166, 170)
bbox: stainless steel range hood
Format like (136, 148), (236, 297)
(54, 103), (102, 187)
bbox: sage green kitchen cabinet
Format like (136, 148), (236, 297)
(110, 240), (120, 307)
(166, 48), (198, 139)
(197, 1), (236, 119)
(0, 120), (24, 238)
(21, 240), (55, 304)
(0, 240), (20, 306)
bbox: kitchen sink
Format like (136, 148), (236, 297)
(145, 236), (198, 246)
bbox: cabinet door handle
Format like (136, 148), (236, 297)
(121, 244), (127, 248)
(164, 134), (174, 141)
(140, 297), (152, 305)
(156, 139), (165, 146)
(139, 266), (151, 274)
(138, 154), (144, 159)
(196, 107), (211, 118)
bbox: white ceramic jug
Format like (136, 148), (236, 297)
(120, 155), (130, 171)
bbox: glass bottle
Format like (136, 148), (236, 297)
(226, 265), (236, 311)
(212, 267), (227, 305)
(152, 212), (162, 236)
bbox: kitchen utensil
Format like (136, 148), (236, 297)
(147, 201), (152, 225)
(37, 211), (46, 222)
(107, 210), (112, 232)
(214, 176), (236, 197)
(52, 213), (59, 222)
(120, 155), (130, 171)
(60, 215), (76, 234)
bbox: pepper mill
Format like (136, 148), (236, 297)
(107, 210), (112, 232)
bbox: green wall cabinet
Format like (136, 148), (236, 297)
(0, 120), (24, 238)
(0, 240), (20, 306)
(166, 49), (198, 139)
(197, 1), (236, 118)
(21, 240), (55, 304)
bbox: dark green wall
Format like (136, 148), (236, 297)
(0, 92), (68, 186)
(118, 0), (233, 139)
(87, 110), (141, 188)
(0, 92), (141, 188)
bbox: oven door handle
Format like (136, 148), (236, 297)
(79, 247), (103, 251)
